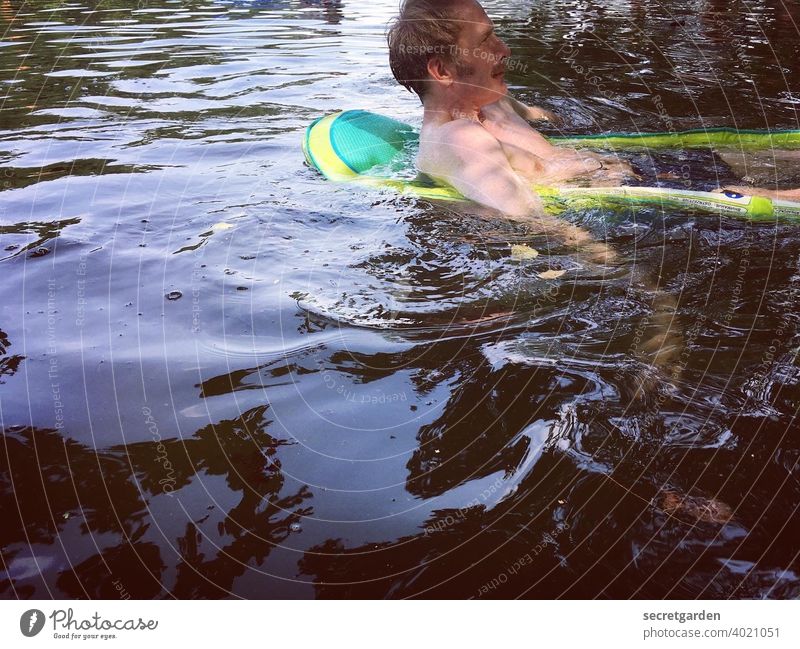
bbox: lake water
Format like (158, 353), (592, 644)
(1, 0), (800, 599)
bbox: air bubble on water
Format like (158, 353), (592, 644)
(165, 291), (182, 300)
(289, 522), (302, 532)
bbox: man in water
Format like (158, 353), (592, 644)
(387, 0), (634, 262)
(387, 0), (682, 372)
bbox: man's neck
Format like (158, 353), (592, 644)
(422, 94), (483, 126)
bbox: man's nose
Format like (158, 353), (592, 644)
(497, 38), (511, 59)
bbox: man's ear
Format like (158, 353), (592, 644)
(426, 56), (454, 86)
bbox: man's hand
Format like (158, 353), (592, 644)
(522, 213), (618, 265)
(502, 95), (565, 127)
(525, 106), (565, 128)
(570, 151), (641, 183)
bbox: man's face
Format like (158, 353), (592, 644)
(449, 0), (511, 106)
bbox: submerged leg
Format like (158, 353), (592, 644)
(629, 273), (686, 401)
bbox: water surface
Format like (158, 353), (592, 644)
(1, 0), (800, 599)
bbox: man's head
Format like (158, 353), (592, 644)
(387, 0), (511, 107)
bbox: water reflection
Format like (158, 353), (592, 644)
(0, 328), (24, 382)
(1, 426), (154, 597)
(1, 405), (311, 598)
(1, 0), (800, 599)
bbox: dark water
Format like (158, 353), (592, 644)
(2, 0), (800, 599)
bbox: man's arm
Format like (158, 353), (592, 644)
(418, 120), (616, 263)
(419, 119), (544, 218)
(502, 95), (563, 126)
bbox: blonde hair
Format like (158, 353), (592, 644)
(387, 0), (470, 100)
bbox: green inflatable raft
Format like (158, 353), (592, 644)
(302, 110), (800, 221)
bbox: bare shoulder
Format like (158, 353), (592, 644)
(421, 117), (491, 145)
(418, 118), (498, 174)
(419, 119), (500, 162)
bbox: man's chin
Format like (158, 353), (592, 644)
(491, 73), (507, 87)
(492, 78), (508, 95)
(457, 79), (507, 107)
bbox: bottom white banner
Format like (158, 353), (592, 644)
(0, 600), (796, 648)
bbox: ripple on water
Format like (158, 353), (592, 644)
(3, 0), (800, 600)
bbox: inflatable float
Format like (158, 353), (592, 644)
(302, 110), (800, 221)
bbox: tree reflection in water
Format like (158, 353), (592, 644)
(1, 404), (311, 598)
